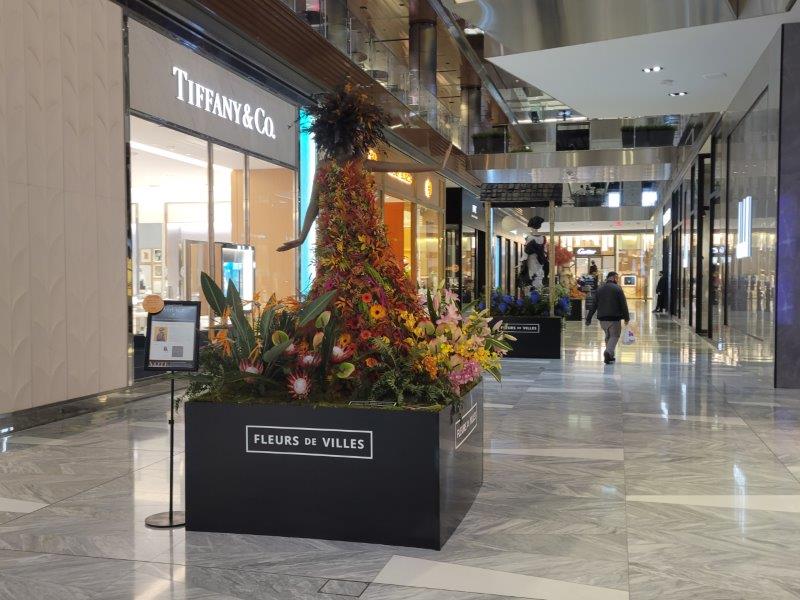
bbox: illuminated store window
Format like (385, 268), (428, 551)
(130, 117), (209, 334)
(130, 116), (298, 334)
(417, 205), (441, 290)
(249, 156), (297, 299)
(384, 197), (413, 277)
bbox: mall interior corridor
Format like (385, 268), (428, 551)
(0, 308), (797, 599)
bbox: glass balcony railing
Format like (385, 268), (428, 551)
(283, 0), (462, 147)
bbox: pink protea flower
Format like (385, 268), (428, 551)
(297, 352), (321, 369)
(330, 344), (355, 364)
(288, 372), (312, 399)
(448, 358), (480, 393)
(238, 359), (264, 383)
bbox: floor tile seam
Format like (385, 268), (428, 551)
(360, 580), (515, 599)
(143, 545), (387, 585)
(722, 396), (800, 488)
(619, 395), (633, 599)
(0, 454), (174, 528)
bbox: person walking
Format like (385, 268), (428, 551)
(653, 271), (667, 313)
(585, 272), (630, 364)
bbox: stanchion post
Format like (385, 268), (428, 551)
(145, 372), (185, 528)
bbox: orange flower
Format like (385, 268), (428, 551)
(361, 292), (373, 303)
(369, 304), (387, 320)
(338, 333), (353, 346)
(365, 357), (379, 368)
(359, 330), (373, 341)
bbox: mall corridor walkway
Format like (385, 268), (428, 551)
(0, 308), (799, 599)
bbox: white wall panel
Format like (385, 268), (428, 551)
(0, 0), (126, 414)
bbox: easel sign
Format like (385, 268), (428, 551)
(144, 300), (200, 372)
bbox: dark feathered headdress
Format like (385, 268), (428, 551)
(303, 83), (389, 159)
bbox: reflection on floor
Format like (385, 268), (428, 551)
(1, 303), (800, 599)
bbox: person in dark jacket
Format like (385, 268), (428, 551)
(653, 271), (667, 313)
(585, 272), (630, 364)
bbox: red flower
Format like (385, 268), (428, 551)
(361, 292), (373, 303)
(359, 330), (373, 341)
(365, 357), (379, 368)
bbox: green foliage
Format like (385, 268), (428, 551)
(201, 272), (226, 318)
(357, 339), (458, 408)
(297, 290), (336, 328)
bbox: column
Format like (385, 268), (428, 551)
(409, 0), (438, 122)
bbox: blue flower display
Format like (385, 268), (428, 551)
(498, 302), (508, 313)
(529, 291), (541, 305)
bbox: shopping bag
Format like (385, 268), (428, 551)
(622, 327), (636, 345)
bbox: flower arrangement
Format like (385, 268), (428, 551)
(184, 275), (513, 410)
(483, 285), (572, 318)
(554, 244), (574, 268)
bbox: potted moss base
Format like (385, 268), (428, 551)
(184, 381), (483, 550)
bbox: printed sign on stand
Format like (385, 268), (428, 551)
(144, 300), (201, 372)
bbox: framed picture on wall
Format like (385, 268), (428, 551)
(140, 249), (152, 263)
(153, 265), (163, 278)
(152, 278), (163, 294)
(153, 249), (163, 263)
(138, 264), (152, 293)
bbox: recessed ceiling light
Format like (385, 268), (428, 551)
(464, 26), (484, 35)
(668, 91), (688, 97)
(642, 65), (663, 73)
(702, 72), (727, 80)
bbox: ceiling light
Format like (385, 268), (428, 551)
(642, 65), (663, 73)
(668, 91), (688, 97)
(464, 26), (484, 35)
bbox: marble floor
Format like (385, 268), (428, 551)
(1, 305), (800, 599)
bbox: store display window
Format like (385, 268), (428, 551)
(130, 116), (297, 334)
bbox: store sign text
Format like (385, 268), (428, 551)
(172, 66), (277, 139)
(575, 247), (600, 256)
(455, 403), (479, 449)
(246, 425), (373, 459)
(388, 171), (413, 185)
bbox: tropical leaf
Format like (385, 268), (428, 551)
(336, 362), (355, 379)
(297, 291), (336, 328)
(271, 330), (290, 345)
(262, 338), (292, 365)
(226, 280), (256, 357)
(426, 288), (438, 322)
(315, 310), (331, 329)
(201, 272), (227, 318)
(260, 307), (276, 345)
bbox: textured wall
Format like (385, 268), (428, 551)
(0, 0), (127, 413)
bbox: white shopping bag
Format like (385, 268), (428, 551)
(622, 327), (636, 345)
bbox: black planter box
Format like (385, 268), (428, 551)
(566, 298), (584, 321)
(494, 316), (562, 359)
(184, 382), (483, 550)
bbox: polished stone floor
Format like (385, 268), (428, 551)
(1, 304), (799, 599)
